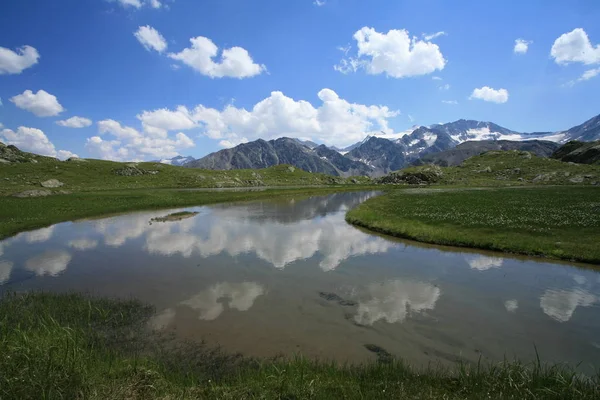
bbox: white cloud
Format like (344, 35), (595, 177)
(25, 250), (72, 277)
(469, 86), (509, 103)
(466, 255), (504, 271)
(0, 261), (12, 284)
(87, 119), (194, 161)
(0, 126), (77, 159)
(551, 28), (600, 65)
(314, 0), (325, 6)
(514, 39), (531, 54)
(21, 226), (55, 243)
(439, 83), (450, 90)
(354, 279), (441, 325)
(10, 89), (64, 117)
(432, 76), (442, 80)
(335, 27), (446, 78)
(566, 67), (600, 86)
(134, 25), (167, 53)
(540, 288), (597, 322)
(423, 31), (446, 41)
(108, 0), (165, 9)
(68, 239), (99, 250)
(191, 88), (399, 148)
(504, 299), (518, 313)
(168, 36), (265, 78)
(442, 100), (458, 105)
(137, 106), (196, 137)
(56, 116), (92, 128)
(0, 45), (40, 74)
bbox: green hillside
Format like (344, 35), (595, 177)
(0, 142), (370, 197)
(379, 150), (600, 186)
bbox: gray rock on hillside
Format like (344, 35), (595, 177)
(40, 179), (64, 188)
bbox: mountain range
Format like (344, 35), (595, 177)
(175, 113), (600, 177)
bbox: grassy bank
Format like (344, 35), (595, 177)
(0, 186), (376, 240)
(347, 186), (600, 264)
(1, 292), (598, 400)
(0, 155), (369, 196)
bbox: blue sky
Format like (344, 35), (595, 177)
(1, 0), (599, 161)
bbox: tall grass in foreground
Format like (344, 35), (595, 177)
(1, 292), (598, 399)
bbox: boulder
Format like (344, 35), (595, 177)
(40, 179), (64, 188)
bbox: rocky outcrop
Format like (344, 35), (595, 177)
(113, 165), (159, 176)
(377, 165), (444, 185)
(551, 140), (600, 165)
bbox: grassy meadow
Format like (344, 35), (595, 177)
(1, 292), (598, 400)
(347, 186), (600, 264)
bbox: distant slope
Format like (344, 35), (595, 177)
(377, 150), (600, 187)
(551, 140), (600, 165)
(346, 137), (406, 176)
(414, 140), (560, 166)
(185, 137), (372, 177)
(558, 114), (600, 142)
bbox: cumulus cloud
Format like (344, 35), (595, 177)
(134, 25), (167, 53)
(0, 45), (40, 74)
(169, 36), (265, 78)
(0, 126), (77, 159)
(514, 39), (531, 54)
(137, 106), (197, 137)
(438, 83), (450, 90)
(0, 46), (40, 75)
(551, 28), (600, 65)
(354, 279), (441, 325)
(25, 250), (72, 277)
(469, 86), (509, 103)
(56, 116), (92, 128)
(465, 255), (504, 271)
(10, 89), (64, 117)
(442, 100), (458, 105)
(335, 27), (446, 78)
(86, 119), (194, 161)
(540, 288), (597, 322)
(68, 239), (99, 250)
(190, 88), (399, 148)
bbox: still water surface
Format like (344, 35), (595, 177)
(1, 191), (599, 370)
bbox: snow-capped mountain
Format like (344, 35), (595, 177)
(155, 155), (195, 166)
(183, 113), (600, 177)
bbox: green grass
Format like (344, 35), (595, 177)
(0, 157), (371, 196)
(0, 186), (377, 240)
(1, 292), (598, 399)
(382, 150), (600, 187)
(347, 186), (600, 264)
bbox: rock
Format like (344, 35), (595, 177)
(0, 158), (10, 164)
(569, 176), (584, 183)
(364, 344), (393, 363)
(287, 166), (296, 173)
(517, 177), (524, 182)
(31, 159), (38, 163)
(13, 189), (53, 198)
(564, 172), (570, 177)
(583, 174), (594, 179)
(114, 166), (145, 176)
(147, 171), (159, 175)
(521, 152), (532, 159)
(66, 157), (87, 162)
(513, 168), (521, 174)
(40, 179), (64, 188)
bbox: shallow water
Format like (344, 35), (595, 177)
(1, 191), (600, 371)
